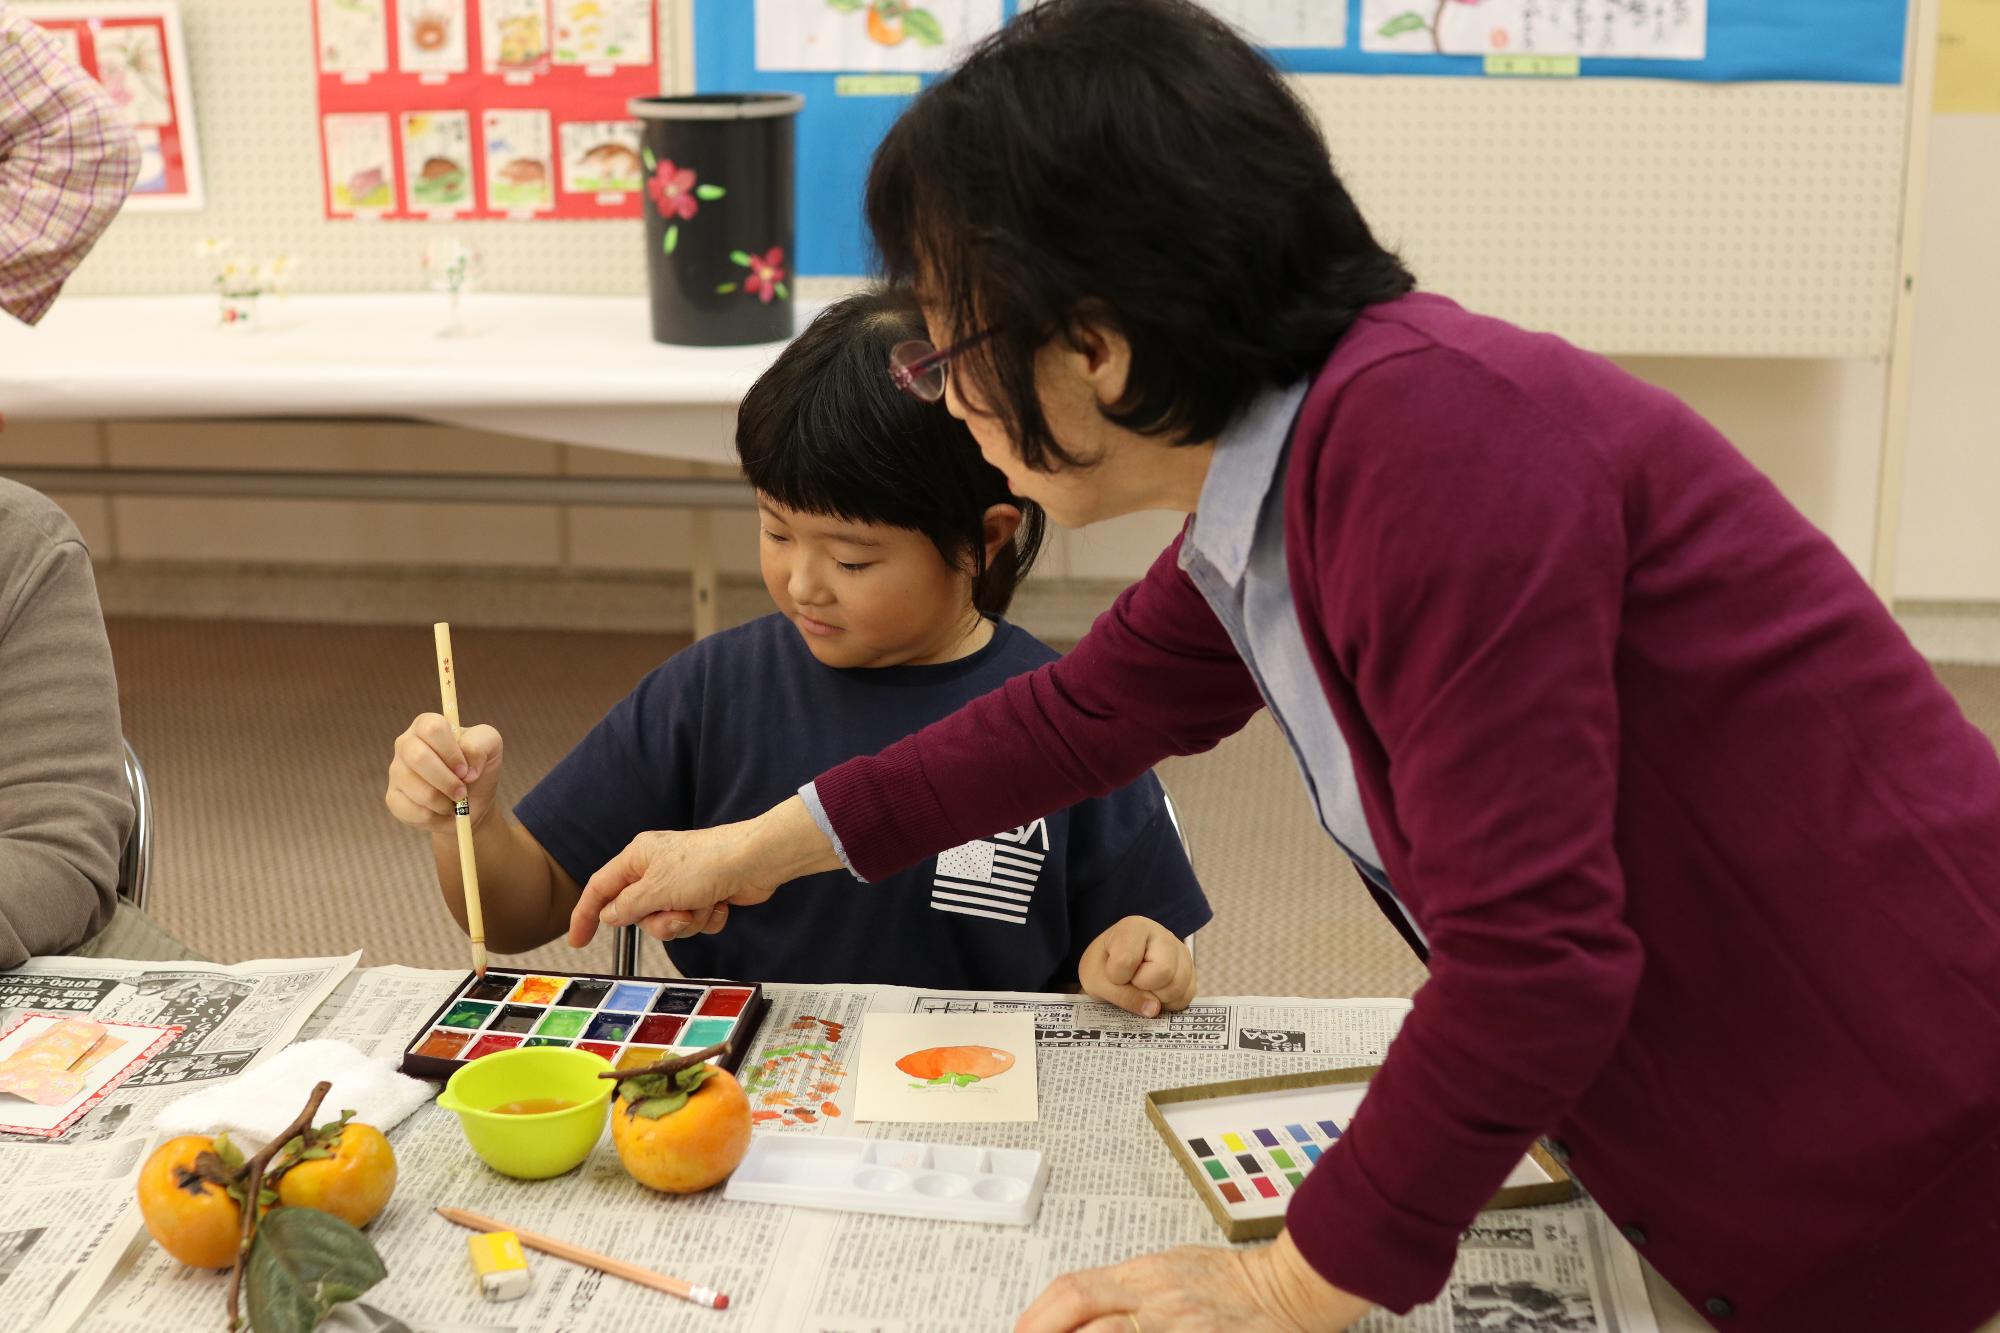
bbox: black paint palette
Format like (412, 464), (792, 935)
(399, 969), (767, 1081)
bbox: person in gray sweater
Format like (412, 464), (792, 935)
(0, 479), (196, 964)
(0, 478), (128, 963)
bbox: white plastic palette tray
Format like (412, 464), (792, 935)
(725, 1135), (1050, 1226)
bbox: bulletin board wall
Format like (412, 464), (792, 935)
(695, 0), (1912, 283)
(48, 0), (688, 300)
(54, 1), (1920, 358)
(692, 0), (1917, 357)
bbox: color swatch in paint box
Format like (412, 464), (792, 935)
(1146, 1068), (1573, 1242)
(400, 970), (766, 1080)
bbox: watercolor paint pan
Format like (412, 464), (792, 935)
(1145, 1065), (1573, 1242)
(399, 969), (766, 1082)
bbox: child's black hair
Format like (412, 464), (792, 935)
(735, 287), (1047, 617)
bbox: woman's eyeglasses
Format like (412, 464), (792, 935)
(887, 328), (997, 404)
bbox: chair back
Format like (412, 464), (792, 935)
(119, 738), (153, 911)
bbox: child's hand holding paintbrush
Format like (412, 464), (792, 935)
(383, 626), (587, 959)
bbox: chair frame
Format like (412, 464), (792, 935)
(119, 737), (153, 912)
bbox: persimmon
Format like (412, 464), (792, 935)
(866, 4), (906, 45)
(275, 1121), (397, 1229)
(610, 1060), (751, 1194)
(137, 1135), (243, 1269)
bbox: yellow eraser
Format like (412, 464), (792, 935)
(467, 1230), (531, 1301)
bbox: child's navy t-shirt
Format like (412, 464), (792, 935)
(516, 614), (1210, 989)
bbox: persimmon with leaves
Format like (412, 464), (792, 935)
(606, 1044), (752, 1194)
(133, 1082), (392, 1331)
(274, 1118), (397, 1229)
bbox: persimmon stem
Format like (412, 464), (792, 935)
(225, 1080), (332, 1330)
(598, 1042), (728, 1084)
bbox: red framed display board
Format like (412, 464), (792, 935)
(23, 2), (205, 211)
(310, 0), (660, 222)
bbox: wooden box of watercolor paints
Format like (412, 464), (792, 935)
(400, 970), (767, 1082)
(1145, 1065), (1573, 1242)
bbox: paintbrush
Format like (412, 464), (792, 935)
(435, 1207), (729, 1309)
(433, 622), (487, 977)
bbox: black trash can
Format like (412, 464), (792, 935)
(630, 93), (804, 347)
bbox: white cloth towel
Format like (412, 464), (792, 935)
(154, 1041), (436, 1151)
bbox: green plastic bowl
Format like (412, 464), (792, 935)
(435, 1046), (614, 1179)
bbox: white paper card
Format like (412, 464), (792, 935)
(853, 1011), (1038, 1123)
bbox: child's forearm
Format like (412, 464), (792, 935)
(430, 811), (574, 954)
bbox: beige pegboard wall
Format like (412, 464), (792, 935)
(54, 0), (689, 299)
(52, 4), (1912, 357)
(1300, 76), (1909, 357)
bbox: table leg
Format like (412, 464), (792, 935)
(690, 509), (718, 640)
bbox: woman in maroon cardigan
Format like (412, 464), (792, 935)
(569, 2), (2000, 1329)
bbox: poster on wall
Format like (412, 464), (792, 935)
(20, 1), (207, 211)
(1360, 0), (1706, 60)
(310, 0), (661, 222)
(753, 0), (1004, 72)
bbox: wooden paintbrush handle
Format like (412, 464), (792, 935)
(435, 1207), (728, 1309)
(433, 623), (486, 973)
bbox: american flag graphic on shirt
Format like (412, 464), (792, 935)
(931, 821), (1050, 925)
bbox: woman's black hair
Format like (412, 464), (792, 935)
(736, 287), (1047, 616)
(866, 0), (1416, 472)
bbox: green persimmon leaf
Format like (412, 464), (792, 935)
(245, 1207), (386, 1333)
(630, 1092), (689, 1119)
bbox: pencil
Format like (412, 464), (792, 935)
(432, 622), (487, 978)
(435, 1206), (730, 1309)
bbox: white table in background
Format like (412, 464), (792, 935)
(0, 294), (816, 635)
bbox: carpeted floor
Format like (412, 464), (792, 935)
(104, 618), (2000, 1000)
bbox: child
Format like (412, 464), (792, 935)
(384, 288), (1208, 1015)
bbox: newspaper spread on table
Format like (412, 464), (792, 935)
(62, 970), (1658, 1333)
(0, 952), (359, 1333)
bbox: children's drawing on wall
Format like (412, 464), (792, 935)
(1183, 0), (1347, 49)
(42, 25), (84, 65)
(84, 20), (174, 196)
(559, 120), (643, 196)
(482, 0), (551, 74)
(854, 1011), (1039, 1122)
(316, 0), (390, 76)
(398, 0), (469, 75)
(754, 0), (1003, 72)
(483, 108), (555, 212)
(322, 112), (396, 213)
(1361, 0), (1706, 58)
(92, 23), (171, 125)
(403, 111), (474, 213)
(553, 0), (655, 67)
